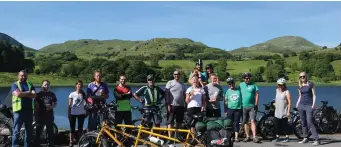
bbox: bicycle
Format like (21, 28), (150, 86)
(78, 101), (206, 147)
(313, 101), (341, 134)
(0, 104), (58, 146)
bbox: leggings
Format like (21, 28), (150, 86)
(69, 114), (86, 133)
(275, 117), (289, 135)
(187, 107), (201, 127)
(227, 109), (241, 132)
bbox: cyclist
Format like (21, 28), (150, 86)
(185, 75), (206, 134)
(240, 72), (260, 143)
(11, 70), (37, 147)
(204, 73), (223, 117)
(224, 77), (242, 142)
(189, 59), (208, 86)
(205, 64), (220, 84)
(86, 70), (109, 131)
(272, 78), (292, 143)
(34, 80), (57, 147)
(165, 70), (186, 142)
(133, 74), (165, 128)
(296, 72), (320, 145)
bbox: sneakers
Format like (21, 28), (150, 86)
(312, 139), (320, 146)
(299, 138), (309, 144)
(234, 138), (240, 142)
(272, 137), (280, 143)
(243, 137), (251, 142)
(253, 137), (261, 143)
(282, 137), (289, 143)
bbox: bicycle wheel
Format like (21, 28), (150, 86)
(0, 113), (13, 147)
(316, 109), (341, 134)
(32, 122), (59, 144)
(259, 116), (276, 140)
(293, 117), (312, 139)
(78, 131), (112, 147)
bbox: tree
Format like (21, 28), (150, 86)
(265, 64), (285, 82)
(322, 46), (327, 50)
(314, 59), (335, 81)
(125, 60), (155, 83)
(283, 53), (289, 58)
(161, 65), (181, 81)
(298, 51), (311, 61)
(150, 56), (159, 68)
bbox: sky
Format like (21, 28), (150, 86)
(0, 1), (340, 50)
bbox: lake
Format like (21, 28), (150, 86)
(0, 85), (341, 129)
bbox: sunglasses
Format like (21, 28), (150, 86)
(299, 76), (306, 79)
(244, 78), (250, 80)
(173, 73), (180, 76)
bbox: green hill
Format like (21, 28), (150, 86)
(0, 32), (36, 51)
(39, 38), (217, 59)
(231, 36), (321, 58)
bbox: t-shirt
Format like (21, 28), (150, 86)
(298, 82), (314, 106)
(11, 81), (36, 111)
(204, 83), (223, 110)
(135, 85), (165, 106)
(224, 87), (242, 109)
(114, 85), (132, 112)
(186, 86), (205, 108)
(240, 82), (259, 107)
(35, 91), (57, 117)
(165, 80), (186, 107)
(86, 82), (109, 104)
(69, 91), (86, 115)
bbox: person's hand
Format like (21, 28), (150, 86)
(296, 103), (299, 109)
(312, 104), (315, 109)
(201, 107), (205, 112)
(224, 112), (227, 116)
(167, 105), (171, 113)
(126, 91), (131, 95)
(253, 105), (258, 111)
(286, 112), (291, 118)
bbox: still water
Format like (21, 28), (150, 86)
(0, 85), (341, 129)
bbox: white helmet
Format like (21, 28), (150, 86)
(277, 78), (286, 85)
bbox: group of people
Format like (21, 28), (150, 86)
(9, 60), (320, 147)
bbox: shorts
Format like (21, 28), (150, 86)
(243, 106), (257, 123)
(167, 106), (185, 125)
(187, 107), (202, 127)
(206, 109), (221, 117)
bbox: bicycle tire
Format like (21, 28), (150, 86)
(32, 122), (59, 144)
(259, 116), (276, 140)
(78, 131), (114, 147)
(293, 116), (312, 139)
(315, 109), (341, 134)
(0, 113), (13, 147)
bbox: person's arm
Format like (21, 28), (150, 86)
(201, 90), (206, 112)
(296, 88), (301, 108)
(113, 87), (124, 100)
(51, 93), (57, 109)
(223, 91), (228, 114)
(185, 88), (191, 104)
(86, 83), (92, 98)
(102, 83), (109, 99)
(158, 87), (165, 103)
(34, 93), (40, 116)
(68, 95), (73, 120)
(311, 83), (316, 108)
(254, 84), (259, 106)
(286, 90), (292, 117)
(133, 86), (145, 103)
(11, 83), (36, 98)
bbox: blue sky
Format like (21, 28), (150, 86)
(0, 1), (340, 50)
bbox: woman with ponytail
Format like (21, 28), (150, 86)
(68, 80), (87, 147)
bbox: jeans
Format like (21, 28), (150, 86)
(298, 104), (319, 139)
(88, 111), (102, 131)
(12, 110), (33, 147)
(227, 109), (242, 132)
(35, 116), (55, 147)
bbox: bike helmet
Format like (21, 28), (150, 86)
(226, 77), (235, 84)
(206, 64), (213, 69)
(196, 59), (203, 66)
(277, 78), (286, 85)
(242, 72), (252, 78)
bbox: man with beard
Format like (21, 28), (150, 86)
(11, 70), (37, 147)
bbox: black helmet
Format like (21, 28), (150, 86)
(0, 104), (8, 112)
(242, 72), (252, 78)
(196, 59), (203, 66)
(226, 77), (235, 84)
(205, 64), (213, 69)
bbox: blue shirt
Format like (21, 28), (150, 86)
(86, 82), (109, 97)
(299, 82), (314, 106)
(11, 81), (36, 111)
(189, 71), (208, 82)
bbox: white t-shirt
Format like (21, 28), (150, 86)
(186, 86), (205, 108)
(69, 91), (86, 115)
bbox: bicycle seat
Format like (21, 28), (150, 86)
(191, 114), (203, 119)
(321, 101), (328, 105)
(293, 108), (298, 111)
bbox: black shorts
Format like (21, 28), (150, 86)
(187, 107), (201, 127)
(167, 106), (185, 125)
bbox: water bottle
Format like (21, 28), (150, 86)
(148, 136), (164, 146)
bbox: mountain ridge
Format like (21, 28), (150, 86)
(0, 32), (35, 51)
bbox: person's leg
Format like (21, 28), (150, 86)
(227, 109), (237, 141)
(242, 107), (251, 141)
(273, 117), (280, 142)
(12, 112), (23, 147)
(87, 112), (97, 131)
(46, 116), (55, 147)
(69, 115), (77, 146)
(249, 108), (257, 139)
(298, 106), (309, 143)
(34, 119), (44, 147)
(306, 106), (320, 145)
(206, 109), (213, 117)
(77, 114), (86, 138)
(282, 118), (289, 142)
(214, 109), (221, 117)
(23, 111), (33, 147)
(175, 107), (185, 138)
(167, 106), (175, 139)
